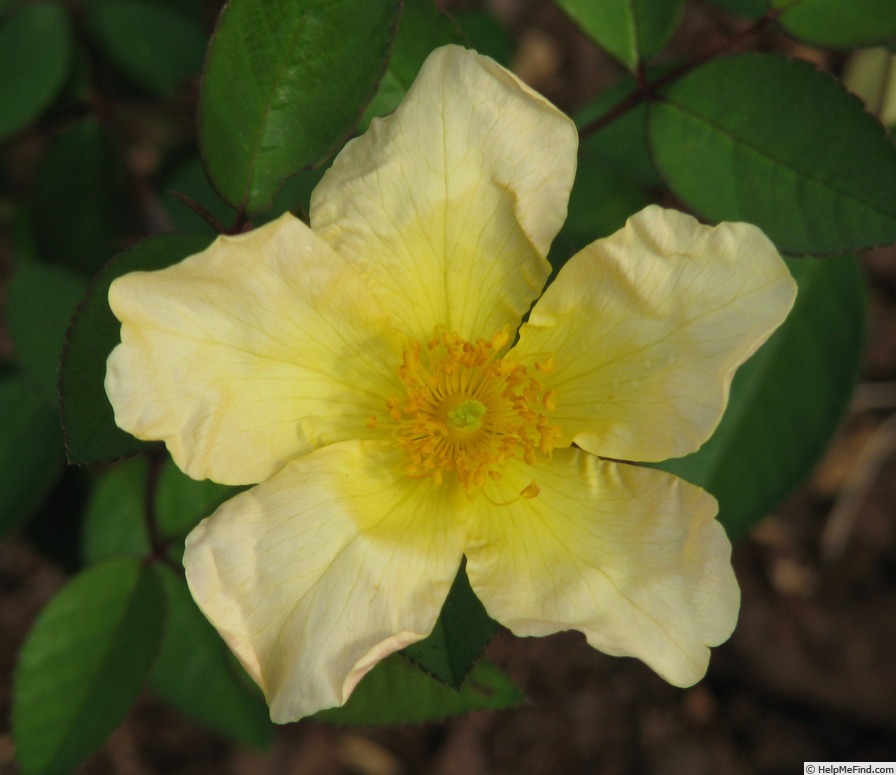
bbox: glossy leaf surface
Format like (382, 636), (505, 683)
(81, 458), (150, 564)
(555, 0), (684, 70)
(199, 0), (399, 213)
(360, 0), (461, 128)
(403, 562), (496, 688)
(648, 53), (896, 253)
(773, 0), (896, 49)
(13, 558), (165, 775)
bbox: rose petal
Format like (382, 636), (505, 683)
(512, 206), (797, 461)
(311, 45), (577, 343)
(184, 440), (467, 722)
(106, 214), (401, 484)
(465, 448), (739, 686)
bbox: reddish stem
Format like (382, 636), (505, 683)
(578, 8), (784, 141)
(168, 190), (228, 233)
(229, 206), (248, 234)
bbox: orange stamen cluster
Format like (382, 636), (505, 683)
(386, 329), (561, 492)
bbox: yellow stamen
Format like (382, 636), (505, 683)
(388, 330), (560, 492)
(520, 480), (541, 499)
(535, 357), (555, 374)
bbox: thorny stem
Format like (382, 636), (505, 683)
(578, 8), (784, 141)
(144, 449), (183, 574)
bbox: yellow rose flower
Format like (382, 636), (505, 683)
(105, 45), (796, 723)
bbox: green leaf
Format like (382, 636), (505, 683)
(80, 454), (238, 563)
(454, 10), (514, 67)
(559, 78), (660, 258)
(156, 457), (240, 538)
(6, 263), (86, 404)
(659, 255), (866, 541)
(159, 153), (234, 234)
(0, 3), (71, 140)
(647, 53), (896, 254)
(555, 0), (684, 70)
(0, 375), (64, 536)
(13, 557), (165, 775)
(0, 0), (24, 14)
(314, 656), (522, 725)
(130, 0), (205, 23)
(403, 562), (496, 688)
(560, 155), (650, 254)
(199, 0), (400, 213)
(704, 0), (767, 18)
(86, 0), (207, 97)
(576, 75), (664, 189)
(360, 0), (461, 129)
(29, 118), (132, 276)
(60, 232), (211, 465)
(773, 0), (896, 49)
(150, 566), (273, 747)
(160, 150), (322, 232)
(81, 458), (150, 564)
(253, 163), (328, 225)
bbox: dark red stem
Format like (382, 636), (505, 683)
(578, 7), (784, 141)
(168, 190), (228, 234)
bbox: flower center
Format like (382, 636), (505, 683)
(383, 329), (561, 491)
(447, 399), (487, 430)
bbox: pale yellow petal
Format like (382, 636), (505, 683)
(183, 440), (466, 723)
(311, 45), (577, 343)
(105, 214), (402, 485)
(512, 206), (797, 462)
(465, 449), (739, 687)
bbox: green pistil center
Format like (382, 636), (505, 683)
(447, 399), (487, 431)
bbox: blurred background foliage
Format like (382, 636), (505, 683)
(1, 0), (895, 772)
